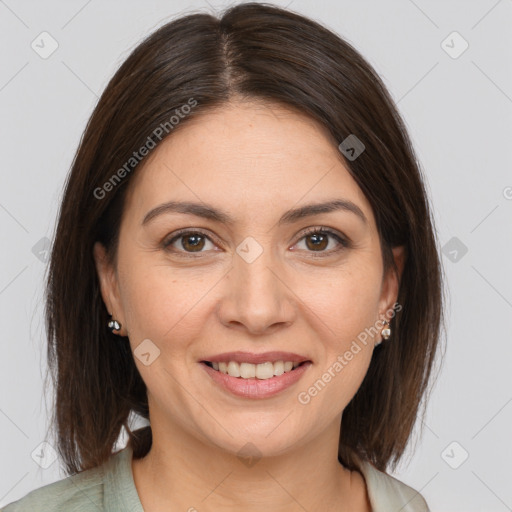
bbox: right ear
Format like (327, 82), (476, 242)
(93, 241), (126, 334)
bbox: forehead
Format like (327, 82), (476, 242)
(124, 100), (374, 227)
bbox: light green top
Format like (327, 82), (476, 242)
(1, 444), (429, 511)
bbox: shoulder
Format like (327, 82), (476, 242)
(356, 459), (430, 512)
(1, 457), (107, 512)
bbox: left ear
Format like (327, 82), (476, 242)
(378, 245), (406, 317)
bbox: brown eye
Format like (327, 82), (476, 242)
(163, 230), (216, 254)
(305, 232), (329, 251)
(294, 227), (349, 255)
(180, 233), (206, 252)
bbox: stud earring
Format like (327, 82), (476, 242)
(375, 320), (391, 346)
(381, 320), (391, 340)
(107, 316), (122, 333)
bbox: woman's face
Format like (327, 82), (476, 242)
(94, 100), (403, 458)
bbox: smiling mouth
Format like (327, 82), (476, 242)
(201, 360), (310, 380)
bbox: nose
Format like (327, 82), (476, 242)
(216, 242), (296, 335)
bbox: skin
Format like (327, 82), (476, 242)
(94, 99), (405, 512)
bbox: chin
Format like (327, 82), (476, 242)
(201, 425), (302, 461)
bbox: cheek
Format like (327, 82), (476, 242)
(292, 264), (381, 405)
(118, 260), (214, 356)
(298, 264), (383, 346)
(299, 287), (377, 413)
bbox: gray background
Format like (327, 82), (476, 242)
(1, 0), (511, 510)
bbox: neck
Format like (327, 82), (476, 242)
(131, 416), (369, 512)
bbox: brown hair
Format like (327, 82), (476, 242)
(44, 2), (445, 476)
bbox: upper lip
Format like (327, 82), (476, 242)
(201, 351), (311, 364)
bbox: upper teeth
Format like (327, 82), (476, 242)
(212, 361), (301, 379)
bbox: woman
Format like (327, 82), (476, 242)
(2, 2), (443, 511)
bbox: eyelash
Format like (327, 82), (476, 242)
(162, 226), (350, 258)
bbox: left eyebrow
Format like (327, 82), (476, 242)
(142, 199), (368, 227)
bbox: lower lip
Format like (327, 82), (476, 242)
(200, 361), (312, 399)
